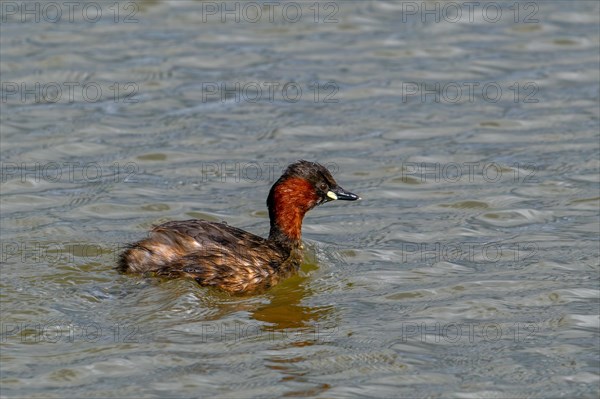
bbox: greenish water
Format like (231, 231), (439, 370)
(1, 1), (599, 398)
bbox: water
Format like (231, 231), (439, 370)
(1, 1), (599, 398)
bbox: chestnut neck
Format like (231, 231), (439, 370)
(267, 177), (318, 249)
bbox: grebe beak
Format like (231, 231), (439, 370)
(327, 186), (360, 202)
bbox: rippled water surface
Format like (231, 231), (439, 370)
(1, 1), (599, 398)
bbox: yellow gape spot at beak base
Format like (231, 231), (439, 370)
(327, 191), (338, 201)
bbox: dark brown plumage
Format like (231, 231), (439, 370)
(118, 160), (359, 293)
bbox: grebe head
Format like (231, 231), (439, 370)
(267, 160), (359, 245)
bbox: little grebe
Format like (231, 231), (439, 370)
(118, 160), (359, 293)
